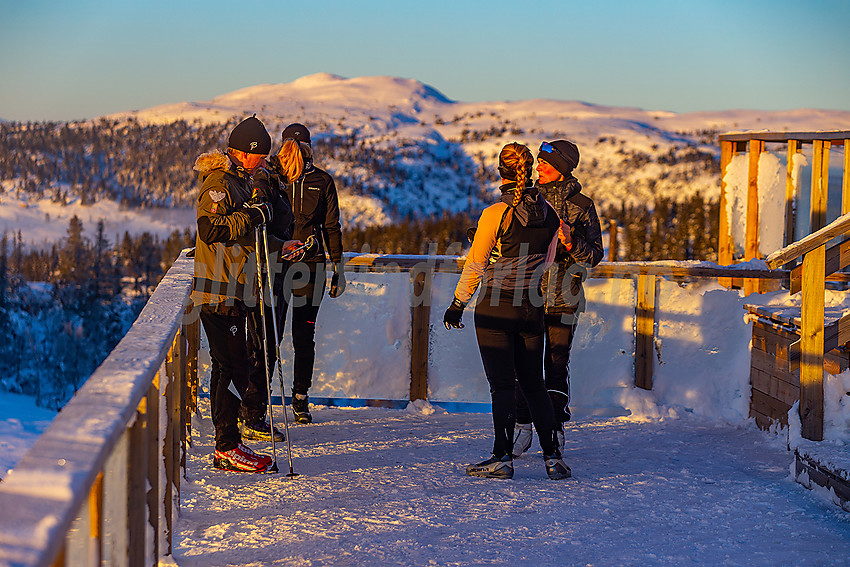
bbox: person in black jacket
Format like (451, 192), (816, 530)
(512, 140), (604, 458)
(444, 142), (571, 481)
(265, 123), (345, 425)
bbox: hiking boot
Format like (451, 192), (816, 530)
(241, 420), (284, 442)
(543, 452), (571, 480)
(512, 422), (533, 457)
(292, 394), (312, 424)
(213, 443), (272, 472)
(466, 454), (514, 479)
(237, 443), (273, 466)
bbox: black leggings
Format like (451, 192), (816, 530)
(516, 313), (577, 424)
(474, 296), (558, 457)
(242, 262), (326, 423)
(281, 264), (326, 396)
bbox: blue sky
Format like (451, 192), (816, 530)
(1, 0), (849, 121)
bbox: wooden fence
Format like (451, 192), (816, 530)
(0, 250), (832, 565)
(342, 253), (803, 397)
(0, 251), (199, 567)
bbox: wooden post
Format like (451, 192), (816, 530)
(410, 268), (432, 401)
(163, 342), (176, 556)
(744, 140), (764, 295)
(146, 376), (160, 565)
(844, 140), (850, 236)
(800, 245), (826, 441)
(172, 331), (184, 490)
(719, 140), (735, 287)
(635, 274), (656, 390)
(128, 399), (148, 567)
(89, 472), (103, 566)
(608, 219), (618, 262)
(183, 306), (200, 446)
(811, 140), (831, 233)
(102, 430), (129, 565)
(786, 140), (800, 247)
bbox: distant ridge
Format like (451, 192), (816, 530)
(3, 73), (850, 246)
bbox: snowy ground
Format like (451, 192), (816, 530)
(0, 392), (56, 480)
(174, 399), (850, 567)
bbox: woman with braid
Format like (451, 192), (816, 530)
(443, 142), (571, 480)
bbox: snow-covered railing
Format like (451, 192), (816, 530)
(0, 250), (198, 567)
(340, 253), (813, 396)
(762, 211), (850, 441)
(0, 250), (829, 565)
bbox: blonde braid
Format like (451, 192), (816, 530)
(499, 142), (533, 207)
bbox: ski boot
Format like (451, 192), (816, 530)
(241, 420), (284, 442)
(213, 443), (272, 473)
(556, 423), (565, 454)
(512, 422), (533, 457)
(466, 454), (514, 479)
(292, 393), (312, 424)
(543, 452), (571, 480)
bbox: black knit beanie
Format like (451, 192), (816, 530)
(228, 115), (271, 155)
(538, 140), (580, 175)
(281, 123), (312, 145)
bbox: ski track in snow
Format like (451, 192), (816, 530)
(175, 401), (850, 567)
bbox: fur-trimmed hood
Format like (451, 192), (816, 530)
(193, 150), (233, 176)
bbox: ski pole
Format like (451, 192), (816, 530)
(254, 226), (280, 473)
(262, 224), (299, 478)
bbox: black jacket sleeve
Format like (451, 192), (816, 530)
(322, 175), (344, 264)
(569, 199), (603, 268)
(253, 167), (294, 242)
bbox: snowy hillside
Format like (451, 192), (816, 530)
(4, 73), (850, 246)
(117, 72), (850, 208)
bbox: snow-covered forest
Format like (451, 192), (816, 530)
(0, 217), (193, 409)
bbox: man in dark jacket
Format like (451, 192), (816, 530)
(192, 115), (280, 472)
(267, 123), (345, 424)
(513, 139), (604, 457)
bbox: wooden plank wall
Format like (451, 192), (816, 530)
(750, 320), (799, 429)
(750, 318), (848, 431)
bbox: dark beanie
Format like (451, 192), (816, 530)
(281, 123), (311, 145)
(228, 115), (271, 155)
(538, 140), (580, 175)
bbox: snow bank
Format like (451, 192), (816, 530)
(197, 271), (761, 425)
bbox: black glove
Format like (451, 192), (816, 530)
(443, 297), (465, 330)
(466, 227), (477, 243)
(243, 197), (273, 227)
(329, 263), (346, 298)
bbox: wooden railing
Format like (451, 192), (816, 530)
(764, 211), (850, 441)
(0, 250), (815, 565)
(341, 253), (809, 396)
(0, 250), (198, 567)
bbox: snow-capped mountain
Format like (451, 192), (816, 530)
(114, 72), (850, 213)
(3, 73), (850, 245)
